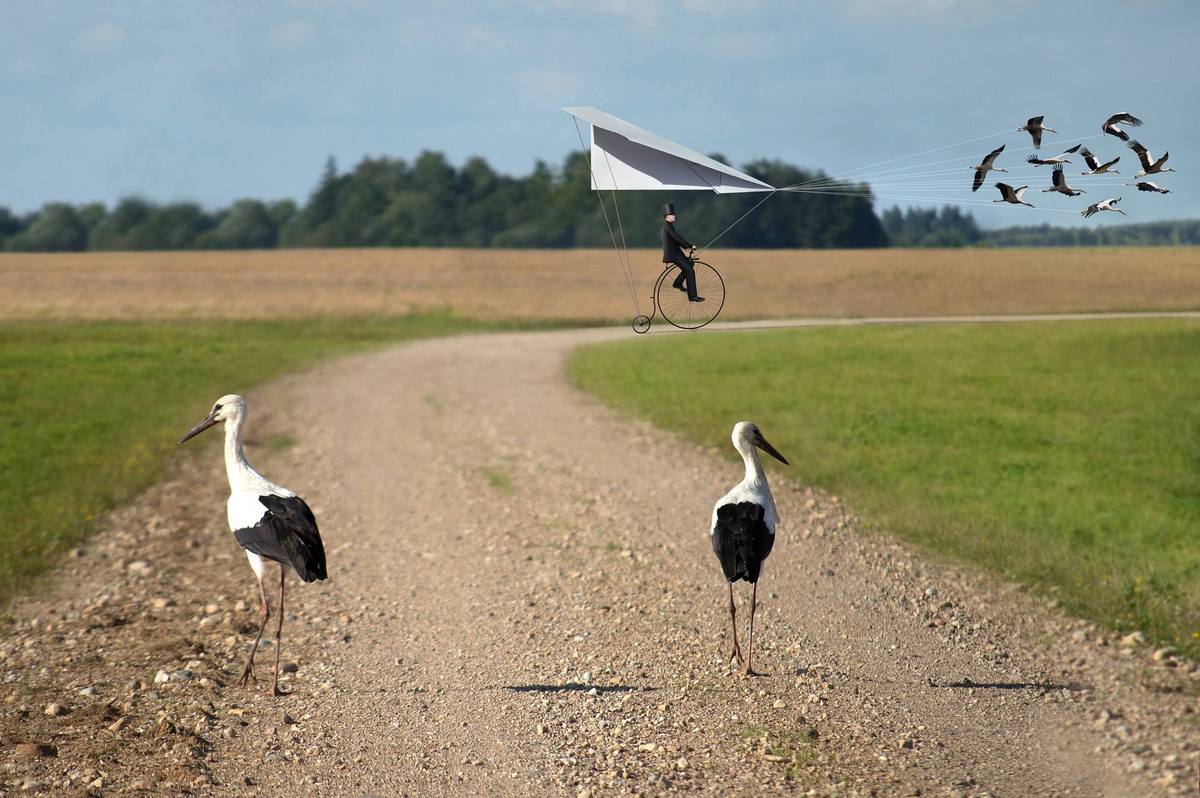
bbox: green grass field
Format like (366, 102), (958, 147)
(569, 320), (1200, 656)
(0, 314), (518, 599)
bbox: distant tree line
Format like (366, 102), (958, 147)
(882, 206), (1200, 248)
(0, 153), (886, 252)
(881, 206), (982, 247)
(2, 155), (1195, 252)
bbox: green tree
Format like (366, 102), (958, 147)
(207, 200), (278, 249)
(0, 207), (23, 250)
(5, 203), (88, 251)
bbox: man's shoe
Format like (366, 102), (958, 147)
(689, 296), (706, 303)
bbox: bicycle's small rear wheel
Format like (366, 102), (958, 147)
(655, 261), (725, 330)
(632, 315), (651, 334)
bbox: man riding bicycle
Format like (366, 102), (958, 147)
(661, 203), (704, 303)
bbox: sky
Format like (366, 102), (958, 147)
(2, 0), (1198, 228)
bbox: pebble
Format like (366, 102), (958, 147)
(1119, 631), (1145, 648)
(78, 686), (96, 697)
(154, 670), (171, 684)
(1151, 647), (1175, 662)
(108, 716), (129, 732)
(675, 757), (689, 771)
(173, 669), (194, 681)
(13, 743), (57, 759)
(44, 702), (70, 717)
(282, 662), (299, 674)
(127, 560), (152, 577)
(772, 699), (787, 709)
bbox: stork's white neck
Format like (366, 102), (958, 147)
(737, 442), (768, 487)
(223, 413), (259, 493)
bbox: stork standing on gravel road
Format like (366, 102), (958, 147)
(179, 394), (327, 697)
(711, 422), (789, 677)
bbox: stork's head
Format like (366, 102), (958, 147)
(179, 394), (246, 444)
(732, 421), (789, 466)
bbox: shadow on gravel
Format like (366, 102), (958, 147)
(930, 677), (1091, 691)
(502, 683), (656, 694)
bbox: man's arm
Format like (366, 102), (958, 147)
(666, 224), (692, 250)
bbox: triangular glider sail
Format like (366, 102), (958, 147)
(563, 106), (774, 194)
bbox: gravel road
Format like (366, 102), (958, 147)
(4, 323), (1199, 797)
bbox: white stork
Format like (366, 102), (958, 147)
(179, 395), (327, 696)
(993, 183), (1034, 208)
(1081, 197), (1126, 218)
(711, 422), (788, 677)
(1130, 181), (1170, 194)
(1018, 115), (1055, 149)
(1102, 112), (1143, 142)
(1127, 140), (1175, 177)
(969, 145), (1007, 192)
(1042, 165), (1085, 197)
(1027, 144), (1081, 167)
(1079, 147), (1120, 175)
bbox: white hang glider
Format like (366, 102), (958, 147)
(563, 106), (783, 333)
(563, 106), (775, 194)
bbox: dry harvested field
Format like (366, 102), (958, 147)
(2, 246), (1199, 321)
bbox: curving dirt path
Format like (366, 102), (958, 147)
(5, 322), (1200, 797)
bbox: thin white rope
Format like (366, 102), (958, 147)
(573, 117), (642, 315)
(696, 190), (778, 254)
(598, 145), (641, 315)
(793, 133), (1109, 189)
(779, 186), (1081, 212)
(804, 127), (1014, 184)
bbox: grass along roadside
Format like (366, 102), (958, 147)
(0, 314), (541, 600)
(568, 319), (1200, 658)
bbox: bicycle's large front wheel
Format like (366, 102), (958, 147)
(655, 261), (725, 330)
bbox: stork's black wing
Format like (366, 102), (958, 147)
(1080, 148), (1099, 170)
(1051, 166), (1065, 187)
(1127, 140), (1152, 169)
(972, 168), (985, 192)
(234, 495), (328, 582)
(711, 502), (774, 584)
(1105, 112), (1142, 128)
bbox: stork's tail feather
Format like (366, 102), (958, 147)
(712, 502), (774, 584)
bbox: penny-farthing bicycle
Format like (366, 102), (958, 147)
(632, 251), (725, 334)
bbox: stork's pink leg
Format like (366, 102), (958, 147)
(269, 566), (288, 697)
(240, 574), (270, 687)
(742, 581), (760, 677)
(727, 582), (744, 667)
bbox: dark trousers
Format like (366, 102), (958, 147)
(667, 256), (697, 299)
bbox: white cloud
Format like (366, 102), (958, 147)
(75, 22), (125, 54)
(712, 31), (768, 60)
(844, 0), (960, 19)
(464, 25), (506, 51)
(267, 19), (315, 50)
(681, 0), (761, 13)
(517, 67), (580, 99)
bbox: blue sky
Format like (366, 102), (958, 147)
(2, 0), (1197, 228)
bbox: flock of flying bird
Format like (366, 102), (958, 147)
(971, 113), (1175, 218)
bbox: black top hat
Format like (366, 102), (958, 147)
(663, 203), (676, 216)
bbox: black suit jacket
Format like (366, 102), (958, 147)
(661, 221), (692, 263)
